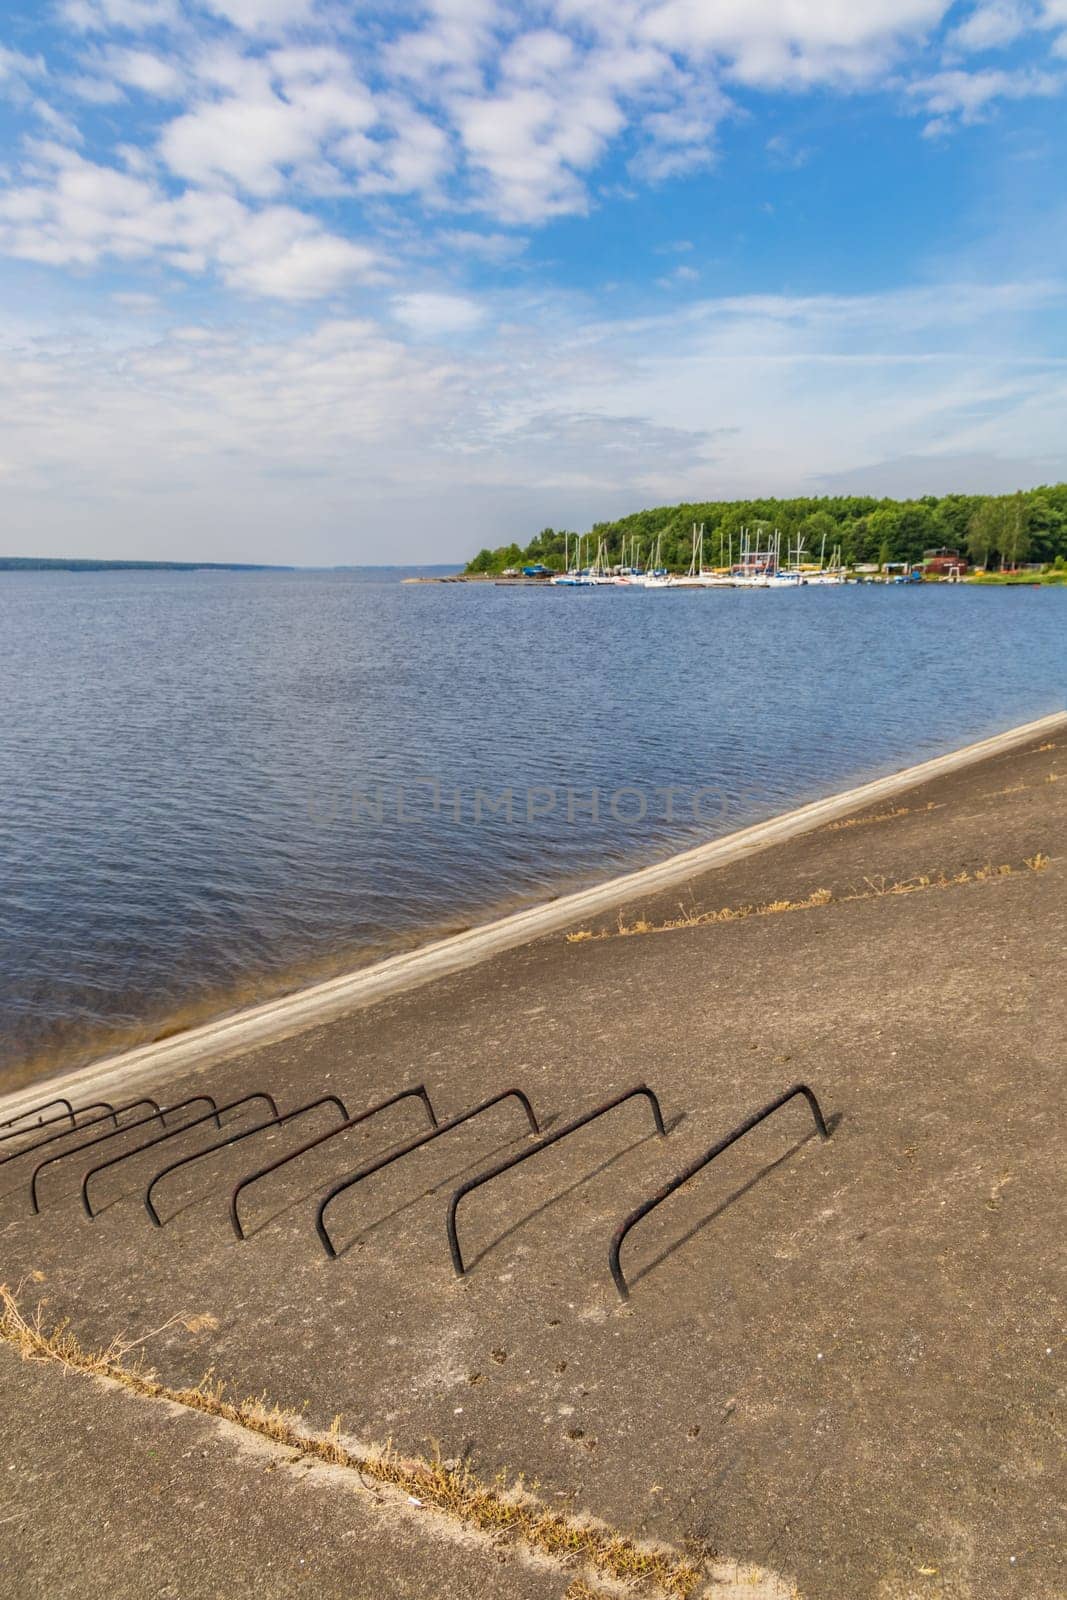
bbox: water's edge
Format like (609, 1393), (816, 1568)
(1, 708), (1061, 1123)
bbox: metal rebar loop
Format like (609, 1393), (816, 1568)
(81, 1093), (278, 1218)
(0, 1101), (119, 1152)
(316, 1088), (540, 1261)
(445, 1084), (666, 1279)
(229, 1085), (438, 1241)
(0, 1097), (76, 1134)
(29, 1097), (217, 1213)
(608, 1082), (830, 1302)
(144, 1094), (349, 1228)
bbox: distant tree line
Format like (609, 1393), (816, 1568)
(465, 486), (1067, 574)
(0, 557), (286, 572)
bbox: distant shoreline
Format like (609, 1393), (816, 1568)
(0, 560), (464, 574)
(0, 557), (290, 573)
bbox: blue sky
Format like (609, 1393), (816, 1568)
(0, 0), (1065, 563)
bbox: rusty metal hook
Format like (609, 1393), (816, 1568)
(29, 1097), (215, 1213)
(608, 1082), (830, 1302)
(1, 1101), (118, 1152)
(316, 1088), (540, 1260)
(144, 1094), (349, 1228)
(0, 1097), (76, 1134)
(82, 1093), (278, 1218)
(445, 1084), (665, 1278)
(229, 1086), (438, 1242)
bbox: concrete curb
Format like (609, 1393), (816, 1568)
(2, 710), (1063, 1120)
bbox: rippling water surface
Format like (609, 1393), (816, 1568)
(1, 569), (1064, 1087)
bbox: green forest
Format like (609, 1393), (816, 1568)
(465, 484), (1067, 575)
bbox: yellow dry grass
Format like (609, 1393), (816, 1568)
(826, 801), (940, 832)
(564, 855), (1051, 944)
(0, 1283), (701, 1599)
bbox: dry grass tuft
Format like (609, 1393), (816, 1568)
(0, 1284), (701, 1599)
(826, 801), (940, 832)
(564, 856), (1052, 944)
(566, 888), (836, 944)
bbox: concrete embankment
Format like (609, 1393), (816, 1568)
(1, 715), (1064, 1600)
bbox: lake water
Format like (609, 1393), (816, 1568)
(1, 570), (1064, 1089)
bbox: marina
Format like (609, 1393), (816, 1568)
(506, 525), (927, 586)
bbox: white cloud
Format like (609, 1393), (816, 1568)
(452, 83), (622, 221)
(948, 2), (1036, 52)
(391, 291), (486, 335)
(382, 0), (501, 97)
(61, 0), (179, 30)
(0, 45), (48, 88)
(0, 0), (1064, 305)
(106, 46), (185, 95)
(655, 262), (700, 288)
(215, 212), (379, 296)
(629, 0), (952, 88)
(909, 65), (1062, 128)
(437, 229), (527, 261)
(0, 143), (379, 297)
(343, 102), (453, 197)
(159, 47), (377, 196)
(766, 133), (812, 169)
(2, 277), (1063, 561)
(203, 0), (316, 29)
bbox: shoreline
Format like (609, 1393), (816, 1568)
(0, 706), (1062, 1124)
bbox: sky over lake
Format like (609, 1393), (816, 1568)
(1, 0), (1065, 563)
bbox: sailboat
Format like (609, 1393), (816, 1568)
(611, 535), (644, 585)
(732, 527), (773, 588)
(586, 536), (616, 585)
(696, 524), (734, 587)
(764, 536), (807, 586)
(805, 543), (847, 584)
(550, 532), (596, 586)
(669, 523), (706, 587)
(641, 533), (673, 588)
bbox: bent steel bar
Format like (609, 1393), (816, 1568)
(82, 1093), (278, 1219)
(7, 1103), (139, 1177)
(0, 1101), (117, 1151)
(229, 1085), (438, 1241)
(29, 1097), (215, 1213)
(316, 1088), (540, 1261)
(0, 1097), (75, 1134)
(446, 1084), (666, 1279)
(144, 1093), (349, 1228)
(608, 1081), (830, 1302)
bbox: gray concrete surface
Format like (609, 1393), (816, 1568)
(0, 1344), (568, 1600)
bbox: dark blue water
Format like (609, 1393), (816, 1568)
(1, 570), (1064, 1086)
